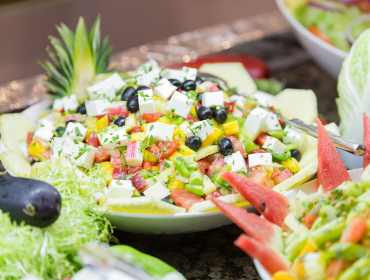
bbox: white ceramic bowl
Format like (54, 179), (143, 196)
(276, 0), (347, 78)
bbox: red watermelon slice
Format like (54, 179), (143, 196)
(235, 234), (290, 275)
(363, 113), (370, 169)
(316, 118), (351, 192)
(210, 197), (283, 253)
(221, 171), (290, 231)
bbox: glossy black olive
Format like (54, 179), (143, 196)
(218, 138), (234, 156)
(76, 104), (86, 114)
(169, 79), (182, 90)
(212, 106), (228, 124)
(197, 106), (213, 121)
(65, 120), (76, 128)
(55, 127), (65, 137)
(181, 80), (196, 91)
(196, 92), (203, 102)
(127, 97), (139, 113)
(196, 76), (204, 84)
(121, 86), (136, 101)
(291, 149), (302, 162)
(185, 136), (202, 151)
(114, 116), (126, 127)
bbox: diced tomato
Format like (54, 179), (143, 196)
(127, 166), (143, 174)
(254, 132), (268, 146)
(249, 166), (275, 189)
(307, 26), (333, 45)
(149, 143), (162, 159)
(326, 260), (349, 279)
(112, 166), (127, 179)
(159, 160), (165, 172)
(278, 119), (284, 126)
(142, 112), (163, 123)
(95, 146), (110, 163)
(186, 115), (199, 123)
(195, 102), (202, 110)
(27, 132), (34, 146)
(209, 83), (219, 91)
(272, 168), (293, 185)
(87, 133), (100, 148)
(250, 149), (267, 154)
(205, 189), (223, 200)
(143, 161), (153, 171)
(159, 141), (180, 159)
(171, 189), (204, 211)
(129, 126), (143, 134)
(177, 89), (182, 93)
(108, 107), (129, 117)
(271, 166), (281, 179)
(224, 102), (235, 113)
(340, 217), (367, 243)
(225, 135), (238, 144)
(304, 208), (319, 229)
(110, 156), (123, 167)
(234, 142), (246, 156)
(130, 172), (148, 192)
(232, 108), (243, 118)
(197, 159), (211, 174)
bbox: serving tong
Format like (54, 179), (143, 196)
(198, 72), (367, 156)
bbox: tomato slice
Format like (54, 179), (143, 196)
(129, 126), (143, 134)
(160, 141), (180, 159)
(307, 26), (333, 45)
(142, 112), (163, 123)
(94, 146), (110, 163)
(197, 159), (211, 174)
(186, 115), (199, 123)
(143, 161), (153, 171)
(254, 132), (268, 147)
(87, 133), (101, 148)
(224, 102), (235, 113)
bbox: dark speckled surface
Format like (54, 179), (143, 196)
(114, 32), (339, 280)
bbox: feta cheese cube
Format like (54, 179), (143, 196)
(64, 122), (87, 141)
(34, 127), (54, 142)
(62, 94), (79, 112)
(38, 115), (55, 130)
(265, 112), (282, 131)
(51, 137), (74, 159)
(227, 95), (246, 110)
(182, 66), (197, 81)
(283, 125), (305, 146)
(86, 99), (110, 117)
(136, 60), (161, 86)
(262, 136), (287, 153)
(137, 59), (161, 73)
(87, 73), (126, 100)
(166, 91), (194, 118)
(138, 89), (156, 115)
(53, 99), (64, 111)
(143, 181), (171, 200)
(161, 68), (186, 82)
(243, 107), (269, 140)
(125, 141), (143, 166)
(146, 122), (174, 142)
(154, 78), (177, 101)
(224, 151), (248, 173)
(185, 120), (212, 141)
(107, 179), (135, 200)
(70, 142), (97, 169)
(248, 153), (273, 171)
(97, 125), (129, 149)
(202, 91), (224, 107)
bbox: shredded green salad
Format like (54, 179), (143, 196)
(0, 160), (112, 279)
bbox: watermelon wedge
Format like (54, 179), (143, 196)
(363, 113), (370, 169)
(234, 234), (290, 275)
(316, 118), (351, 192)
(210, 197), (283, 253)
(221, 171), (290, 231)
(171, 189), (204, 211)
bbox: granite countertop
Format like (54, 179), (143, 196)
(114, 32), (340, 280)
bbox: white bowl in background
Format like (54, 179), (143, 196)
(276, 0), (347, 78)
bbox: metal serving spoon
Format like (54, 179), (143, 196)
(198, 72), (367, 156)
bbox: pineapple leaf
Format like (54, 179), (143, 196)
(40, 61), (70, 91)
(57, 23), (75, 59)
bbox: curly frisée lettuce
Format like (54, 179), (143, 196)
(0, 160), (112, 279)
(337, 29), (370, 143)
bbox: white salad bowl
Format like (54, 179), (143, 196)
(276, 0), (347, 78)
(254, 168), (363, 280)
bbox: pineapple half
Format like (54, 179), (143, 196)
(40, 16), (115, 102)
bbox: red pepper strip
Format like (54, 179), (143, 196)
(186, 114), (199, 123)
(142, 112), (163, 123)
(159, 141), (180, 159)
(254, 132), (268, 147)
(224, 101), (235, 113)
(143, 161), (153, 171)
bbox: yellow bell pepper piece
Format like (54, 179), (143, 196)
(211, 127), (223, 143)
(151, 165), (160, 172)
(201, 134), (214, 148)
(173, 128), (186, 142)
(97, 115), (109, 131)
(178, 144), (195, 156)
(168, 151), (182, 162)
(157, 116), (171, 124)
(102, 162), (113, 174)
(141, 123), (148, 132)
(143, 150), (158, 163)
(131, 132), (146, 142)
(28, 139), (47, 161)
(223, 120), (240, 135)
(291, 260), (305, 278)
(168, 179), (185, 190)
(272, 271), (296, 280)
(154, 95), (163, 101)
(281, 158), (299, 173)
(100, 162), (113, 185)
(298, 240), (317, 257)
(190, 106), (197, 116)
(223, 92), (230, 99)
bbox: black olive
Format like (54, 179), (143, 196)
(185, 136), (202, 151)
(212, 106), (228, 124)
(197, 106), (213, 121)
(181, 80), (196, 91)
(218, 137), (234, 156)
(65, 120), (76, 128)
(291, 149), (302, 162)
(114, 116), (126, 127)
(196, 92), (203, 102)
(76, 104), (86, 114)
(134, 86), (150, 94)
(169, 79), (182, 90)
(260, 202), (266, 212)
(196, 76), (204, 84)
(121, 86), (136, 101)
(126, 97), (139, 113)
(55, 127), (65, 137)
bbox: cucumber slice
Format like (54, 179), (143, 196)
(185, 184), (204, 196)
(189, 170), (203, 186)
(184, 145), (219, 161)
